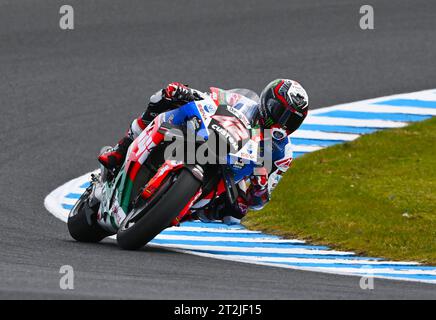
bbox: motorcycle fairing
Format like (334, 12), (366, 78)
(96, 88), (262, 232)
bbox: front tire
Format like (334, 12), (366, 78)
(67, 189), (111, 243)
(116, 169), (201, 250)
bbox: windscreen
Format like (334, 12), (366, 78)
(211, 87), (260, 125)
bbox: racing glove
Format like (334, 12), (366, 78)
(141, 82), (196, 124)
(163, 82), (195, 103)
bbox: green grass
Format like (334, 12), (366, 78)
(244, 117), (436, 264)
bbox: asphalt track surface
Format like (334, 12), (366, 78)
(1, 0), (435, 299)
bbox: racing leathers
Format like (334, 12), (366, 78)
(98, 83), (294, 224)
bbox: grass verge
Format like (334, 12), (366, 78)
(244, 117), (436, 264)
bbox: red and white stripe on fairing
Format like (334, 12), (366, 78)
(191, 179), (226, 209)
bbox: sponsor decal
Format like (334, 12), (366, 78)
(167, 113), (175, 124)
(232, 159), (245, 169)
(276, 81), (292, 106)
(272, 127), (287, 140)
(211, 91), (218, 101)
(276, 80), (308, 114)
(226, 104), (251, 129)
(211, 124), (239, 151)
(197, 103), (206, 119)
(211, 115), (249, 141)
(111, 201), (126, 226)
(228, 93), (240, 105)
(239, 152), (254, 160)
(246, 142), (253, 154)
(218, 91), (226, 104)
(197, 103), (214, 121)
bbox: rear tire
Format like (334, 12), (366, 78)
(67, 189), (112, 243)
(116, 169), (201, 250)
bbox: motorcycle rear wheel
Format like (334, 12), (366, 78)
(116, 168), (201, 250)
(67, 189), (112, 243)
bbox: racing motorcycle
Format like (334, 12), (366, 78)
(67, 87), (263, 250)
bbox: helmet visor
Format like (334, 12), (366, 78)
(277, 108), (293, 130)
(272, 105), (305, 133)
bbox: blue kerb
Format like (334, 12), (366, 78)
(65, 193), (81, 199)
(80, 182), (91, 189)
(374, 99), (436, 109)
(300, 124), (378, 134)
(150, 238), (329, 250)
(291, 138), (343, 147)
(317, 110), (431, 122)
(293, 152), (307, 158)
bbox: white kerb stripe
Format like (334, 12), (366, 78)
(291, 130), (359, 141)
(154, 234), (303, 243)
(292, 145), (324, 153)
(305, 116), (408, 128)
(335, 104), (436, 116)
(213, 255), (423, 267)
(149, 242), (355, 255)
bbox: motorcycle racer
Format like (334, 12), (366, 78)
(98, 80), (309, 224)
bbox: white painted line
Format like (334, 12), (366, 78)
(45, 177), (83, 223)
(166, 227), (264, 234)
(291, 129), (359, 141)
(297, 267), (436, 276)
(305, 115), (407, 128)
(149, 242), (355, 256)
(291, 145), (324, 153)
(334, 104), (436, 116)
(203, 254), (424, 267)
(210, 254), (430, 268)
(149, 246), (436, 284)
(309, 88), (436, 115)
(154, 234), (304, 243)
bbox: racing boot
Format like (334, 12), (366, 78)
(98, 135), (133, 171)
